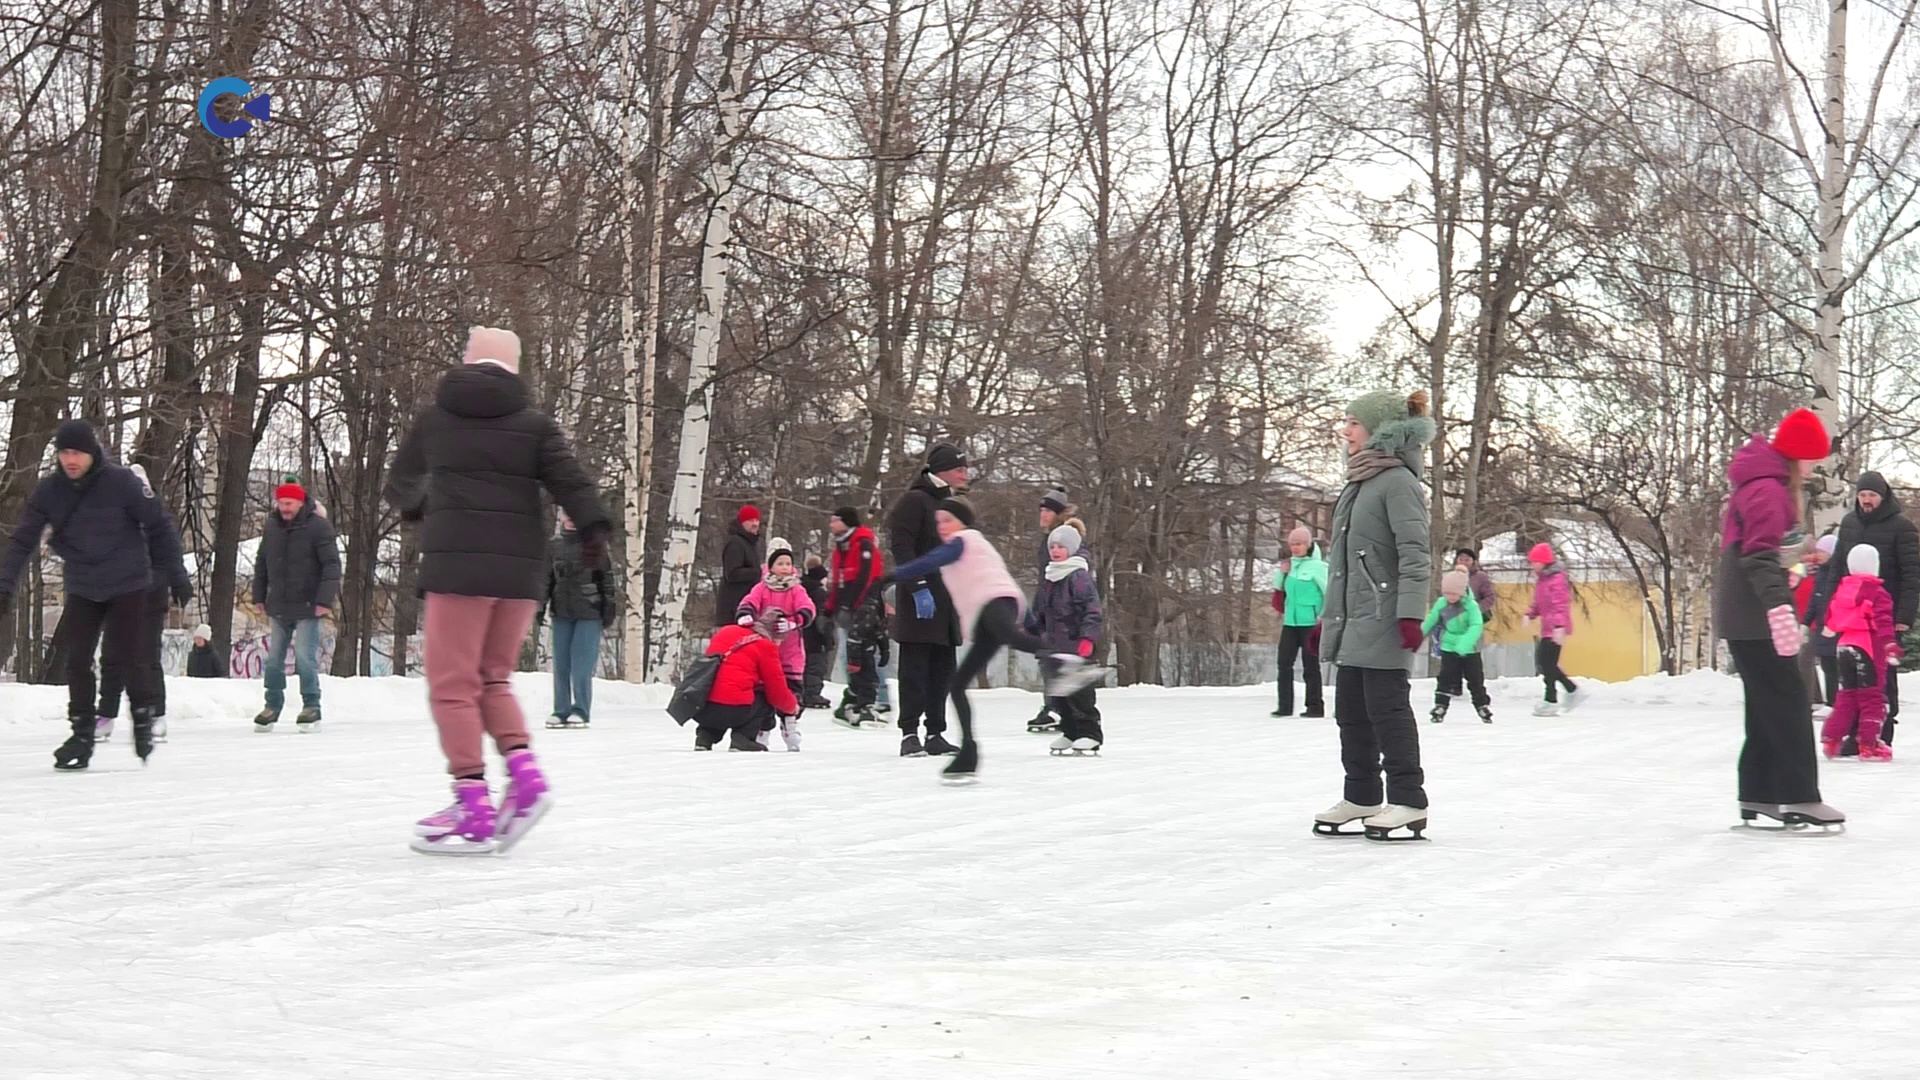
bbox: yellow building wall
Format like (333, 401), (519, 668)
(1485, 580), (1662, 683)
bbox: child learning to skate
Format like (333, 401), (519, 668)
(734, 537), (817, 751)
(1025, 523), (1106, 754)
(1422, 569), (1490, 723)
(882, 496), (1106, 783)
(1820, 544), (1900, 761)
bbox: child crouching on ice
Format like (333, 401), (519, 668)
(882, 496), (1106, 783)
(1026, 523), (1106, 753)
(696, 609), (802, 751)
(734, 537), (817, 750)
(1423, 569), (1490, 723)
(1821, 545), (1900, 761)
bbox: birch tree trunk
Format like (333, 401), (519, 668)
(619, 0), (645, 677)
(1810, 0), (1848, 525)
(646, 17), (746, 682)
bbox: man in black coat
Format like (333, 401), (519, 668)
(0, 420), (191, 769)
(1822, 471), (1920, 742)
(886, 441), (969, 757)
(714, 505), (764, 627)
(250, 476), (342, 731)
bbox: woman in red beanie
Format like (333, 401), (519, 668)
(1716, 408), (1845, 830)
(715, 504), (764, 627)
(1525, 542), (1578, 715)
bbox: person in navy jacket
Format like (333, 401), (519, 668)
(0, 419), (190, 770)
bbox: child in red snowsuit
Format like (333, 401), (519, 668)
(1821, 544), (1900, 760)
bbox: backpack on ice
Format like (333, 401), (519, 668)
(664, 637), (752, 725)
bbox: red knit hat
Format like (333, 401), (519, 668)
(1528, 542), (1555, 565)
(737, 504), (761, 525)
(275, 481), (306, 503)
(1770, 408), (1830, 461)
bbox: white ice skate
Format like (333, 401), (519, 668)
(1362, 804), (1429, 842)
(1733, 800), (1845, 835)
(151, 717), (168, 743)
(1313, 799), (1384, 837)
(1532, 701), (1560, 717)
(1048, 734), (1074, 755)
(1043, 655), (1109, 697)
(1559, 689), (1586, 714)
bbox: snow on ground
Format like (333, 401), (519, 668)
(4, 670), (1917, 1080)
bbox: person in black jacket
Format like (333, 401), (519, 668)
(386, 326), (610, 856)
(886, 442), (969, 757)
(250, 475), (342, 731)
(800, 554), (834, 708)
(96, 464), (183, 742)
(1820, 470), (1920, 742)
(540, 510), (616, 728)
(187, 623), (224, 678)
(0, 420), (191, 770)
(714, 505), (764, 627)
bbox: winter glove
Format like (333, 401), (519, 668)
(737, 614), (754, 627)
(1398, 619), (1423, 652)
(912, 588), (935, 620)
(578, 522), (610, 567)
(171, 579), (194, 607)
(1077, 638), (1094, 659)
(1766, 605), (1801, 658)
(776, 617), (794, 635)
(1307, 623), (1321, 655)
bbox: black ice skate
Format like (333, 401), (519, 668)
(53, 716), (95, 772)
(1476, 705), (1493, 724)
(1362, 804), (1429, 842)
(940, 743), (979, 786)
(1429, 700), (1449, 724)
(1732, 801), (1844, 835)
(131, 708), (157, 764)
(1029, 707), (1061, 733)
(1312, 799), (1383, 837)
(253, 707), (280, 732)
(922, 733), (960, 756)
(295, 707), (322, 733)
(900, 734), (926, 757)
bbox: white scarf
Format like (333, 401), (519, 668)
(764, 571), (799, 591)
(1045, 556), (1088, 582)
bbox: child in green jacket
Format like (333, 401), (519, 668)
(1274, 527), (1328, 717)
(1423, 569), (1491, 723)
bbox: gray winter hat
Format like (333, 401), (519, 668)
(1047, 524), (1082, 555)
(1040, 488), (1070, 513)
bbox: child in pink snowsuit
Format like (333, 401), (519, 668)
(734, 537), (817, 750)
(1526, 543), (1580, 715)
(1821, 544), (1900, 760)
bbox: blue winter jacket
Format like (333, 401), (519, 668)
(0, 460), (187, 602)
(1023, 561), (1105, 652)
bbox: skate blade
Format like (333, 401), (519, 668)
(832, 717), (863, 730)
(410, 837), (500, 855)
(1311, 822), (1366, 837)
(1363, 822), (1429, 842)
(939, 774), (978, 787)
(253, 725), (275, 733)
(493, 797), (553, 853)
(1729, 822), (1843, 835)
(545, 719), (570, 729)
(297, 724), (321, 734)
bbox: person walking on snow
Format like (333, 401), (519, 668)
(1819, 543), (1899, 761)
(1717, 408), (1844, 829)
(886, 442), (970, 758)
(1526, 543), (1579, 716)
(250, 475), (341, 732)
(882, 496), (1107, 783)
(1027, 522), (1107, 753)
(541, 509), (616, 729)
(733, 537), (817, 751)
(800, 555), (834, 709)
(827, 506), (885, 726)
(1273, 526), (1326, 718)
(95, 463), (184, 744)
(714, 505), (764, 628)
(695, 608), (802, 751)
(187, 623), (224, 678)
(0, 419), (191, 770)
(1424, 569), (1490, 723)
(387, 325), (611, 856)
(1819, 471), (1920, 745)
(1311, 390), (1434, 841)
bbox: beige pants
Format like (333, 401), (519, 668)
(425, 593), (539, 777)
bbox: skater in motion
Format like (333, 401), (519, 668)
(1715, 407), (1844, 830)
(1819, 544), (1898, 762)
(694, 608), (801, 751)
(1424, 569), (1490, 723)
(1526, 543), (1579, 715)
(826, 506), (885, 726)
(250, 474), (341, 732)
(1818, 471), (1920, 746)
(0, 420), (190, 770)
(387, 326), (610, 855)
(1273, 526), (1326, 718)
(541, 509), (615, 729)
(1312, 389), (1434, 841)
(734, 537), (817, 750)
(94, 464), (185, 744)
(1027, 522), (1106, 755)
(882, 496), (1105, 783)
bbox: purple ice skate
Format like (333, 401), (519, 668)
(410, 779), (497, 855)
(495, 749), (553, 853)
(95, 715), (114, 741)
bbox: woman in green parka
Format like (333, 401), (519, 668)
(1312, 389), (1436, 841)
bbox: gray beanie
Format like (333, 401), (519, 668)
(1048, 524), (1082, 556)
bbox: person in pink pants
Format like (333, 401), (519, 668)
(1821, 544), (1900, 761)
(386, 326), (611, 855)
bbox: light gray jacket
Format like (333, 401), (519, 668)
(1320, 418), (1435, 671)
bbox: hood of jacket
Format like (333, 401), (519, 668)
(728, 520), (759, 545)
(1362, 414), (1437, 473)
(1856, 470), (1903, 523)
(1728, 435), (1790, 490)
(436, 364), (528, 420)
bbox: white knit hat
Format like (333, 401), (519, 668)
(463, 325), (522, 374)
(193, 623), (212, 641)
(1849, 544), (1882, 577)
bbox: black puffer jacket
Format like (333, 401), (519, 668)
(544, 529), (615, 622)
(713, 521), (763, 627)
(886, 470), (961, 645)
(252, 499), (342, 622)
(385, 364), (609, 599)
(0, 458), (186, 602)
(1824, 471), (1920, 627)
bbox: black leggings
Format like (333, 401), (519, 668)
(65, 589), (158, 721)
(951, 598), (1046, 748)
(1536, 640), (1577, 702)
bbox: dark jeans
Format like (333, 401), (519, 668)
(896, 640), (957, 736)
(1334, 665), (1427, 809)
(65, 590), (158, 721)
(1536, 640), (1577, 701)
(1726, 639), (1822, 805)
(98, 582), (169, 718)
(1435, 652), (1490, 708)
(1048, 685), (1103, 743)
(550, 617), (602, 719)
(950, 598), (1044, 748)
(695, 692), (774, 750)
(1276, 624), (1322, 714)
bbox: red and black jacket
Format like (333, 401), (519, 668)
(829, 525), (881, 615)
